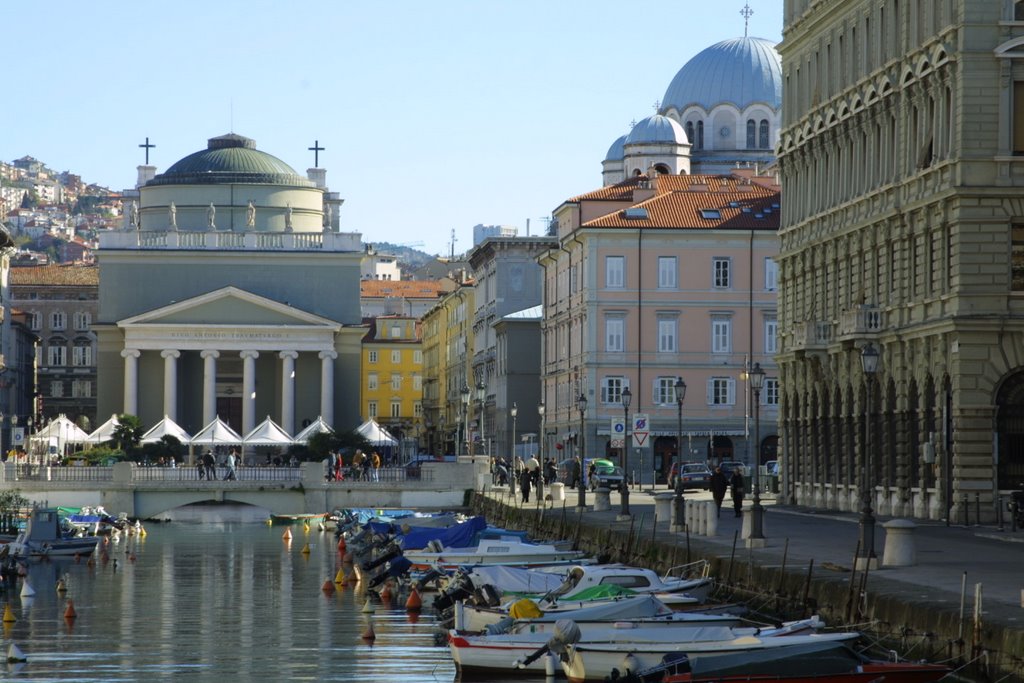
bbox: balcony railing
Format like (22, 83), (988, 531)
(99, 230), (362, 252)
(789, 321), (833, 350)
(838, 306), (884, 337)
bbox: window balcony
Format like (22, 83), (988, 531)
(838, 306), (884, 338)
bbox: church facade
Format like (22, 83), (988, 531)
(95, 134), (364, 438)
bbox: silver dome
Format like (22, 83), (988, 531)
(604, 134), (627, 161)
(662, 36), (781, 111)
(625, 115), (688, 145)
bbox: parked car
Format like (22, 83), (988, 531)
(719, 461), (749, 478)
(668, 462), (712, 490)
(590, 464), (626, 491)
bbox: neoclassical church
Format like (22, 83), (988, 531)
(602, 35), (782, 185)
(777, 0), (1024, 523)
(95, 133), (364, 438)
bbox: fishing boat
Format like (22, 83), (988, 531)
(270, 513), (328, 527)
(530, 561), (713, 607)
(559, 631), (861, 682)
(8, 508), (101, 559)
(448, 616), (833, 677)
(657, 640), (952, 683)
(403, 538), (589, 570)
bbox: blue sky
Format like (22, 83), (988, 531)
(2, 1), (782, 256)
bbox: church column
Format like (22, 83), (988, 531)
(200, 350), (220, 427)
(279, 351), (298, 435)
(319, 350), (337, 426)
(161, 350), (181, 421)
(241, 351), (259, 437)
(121, 349), (141, 415)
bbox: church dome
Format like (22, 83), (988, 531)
(625, 115), (688, 145)
(604, 135), (627, 161)
(661, 36), (781, 111)
(148, 133), (315, 187)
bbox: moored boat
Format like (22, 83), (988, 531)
(8, 507), (101, 559)
(403, 538), (589, 570)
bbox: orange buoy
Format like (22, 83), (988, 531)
(406, 611), (420, 624)
(379, 584), (392, 601)
(2, 604), (16, 623)
(282, 528), (293, 541)
(405, 588), (422, 612)
(360, 622), (375, 640)
(321, 579), (336, 594)
(128, 553), (137, 563)
(64, 600), (77, 619)
(301, 543), (311, 555)
(337, 536), (346, 551)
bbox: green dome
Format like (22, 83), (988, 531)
(148, 133), (314, 187)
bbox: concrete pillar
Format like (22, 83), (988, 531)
(592, 487), (611, 512)
(653, 492), (674, 523)
(318, 350), (337, 425)
(200, 350), (219, 427)
(161, 350), (181, 421)
(121, 349), (141, 415)
(241, 351), (259, 437)
(882, 518), (918, 567)
(279, 351), (298, 435)
(705, 501), (719, 537)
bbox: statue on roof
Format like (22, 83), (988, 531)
(246, 200), (256, 228)
(322, 203), (332, 231)
(168, 202), (177, 230)
(129, 201), (139, 230)
(285, 203), (293, 232)
(207, 202), (216, 230)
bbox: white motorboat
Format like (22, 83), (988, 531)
(559, 630), (861, 682)
(448, 616), (833, 677)
(403, 538), (589, 570)
(8, 508), (101, 559)
(451, 594), (742, 632)
(539, 561), (714, 607)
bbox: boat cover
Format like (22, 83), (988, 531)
(468, 565), (566, 595)
(508, 599), (544, 619)
(392, 516), (488, 550)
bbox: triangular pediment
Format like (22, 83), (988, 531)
(119, 286), (339, 328)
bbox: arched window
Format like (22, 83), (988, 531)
(696, 121), (704, 150)
(685, 122), (694, 145)
(1016, 0), (1024, 21)
(759, 119), (770, 148)
(747, 120), (756, 148)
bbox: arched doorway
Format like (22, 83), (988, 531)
(653, 436), (676, 484)
(708, 436), (734, 463)
(996, 371), (1024, 489)
(760, 435), (778, 464)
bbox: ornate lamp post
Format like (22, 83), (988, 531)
(858, 343), (880, 568)
(476, 380), (486, 462)
(747, 363), (766, 544)
(460, 384), (470, 459)
(674, 377), (687, 523)
(621, 387), (632, 489)
(510, 402), (518, 462)
(577, 393), (587, 509)
(537, 402), (545, 465)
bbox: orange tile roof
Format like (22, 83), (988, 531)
(9, 264), (99, 286)
(568, 176), (646, 202)
(360, 279), (447, 299)
(577, 173), (780, 231)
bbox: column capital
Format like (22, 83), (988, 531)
(279, 350), (299, 360)
(200, 349), (221, 360)
(318, 350), (338, 361)
(240, 350), (260, 360)
(121, 349), (141, 359)
(161, 349), (181, 359)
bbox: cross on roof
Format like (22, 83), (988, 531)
(139, 137), (155, 165)
(308, 140), (325, 167)
(740, 3), (754, 37)
(653, 100), (661, 113)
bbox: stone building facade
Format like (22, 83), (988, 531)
(777, 0), (1024, 522)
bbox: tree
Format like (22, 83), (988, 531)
(112, 414), (144, 452)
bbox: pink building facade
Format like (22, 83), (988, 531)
(540, 170), (780, 484)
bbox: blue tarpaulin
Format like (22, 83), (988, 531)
(393, 515), (488, 550)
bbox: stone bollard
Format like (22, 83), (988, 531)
(684, 499), (696, 531)
(653, 493), (675, 523)
(705, 501), (719, 537)
(671, 496), (686, 533)
(696, 499), (707, 536)
(593, 487), (611, 512)
(882, 518), (918, 567)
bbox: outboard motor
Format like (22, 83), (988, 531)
(515, 620), (582, 670)
(360, 543), (402, 572)
(414, 567), (445, 592)
(472, 584), (502, 608)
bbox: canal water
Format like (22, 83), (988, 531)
(1, 515), (546, 683)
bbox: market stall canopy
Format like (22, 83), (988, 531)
(85, 414), (120, 445)
(293, 416), (334, 444)
(31, 414), (89, 444)
(141, 416), (192, 444)
(243, 416), (294, 446)
(356, 419), (397, 446)
(190, 417), (244, 446)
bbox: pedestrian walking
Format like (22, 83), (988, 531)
(730, 468), (745, 518)
(520, 468), (532, 503)
(326, 451), (337, 482)
(371, 451), (381, 481)
(225, 449), (238, 481)
(203, 450), (217, 480)
(710, 466), (728, 516)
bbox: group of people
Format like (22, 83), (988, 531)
(324, 449), (382, 482)
(197, 448), (239, 481)
(493, 455), (558, 503)
(709, 465), (746, 517)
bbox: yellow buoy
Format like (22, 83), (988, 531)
(361, 599), (375, 613)
(139, 526), (147, 537)
(334, 568), (346, 585)
(2, 604), (16, 624)
(301, 543), (311, 555)
(265, 518), (273, 526)
(56, 579), (68, 593)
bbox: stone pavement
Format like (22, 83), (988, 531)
(488, 483), (1024, 629)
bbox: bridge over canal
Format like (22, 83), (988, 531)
(0, 461), (481, 519)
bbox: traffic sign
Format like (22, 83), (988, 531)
(610, 418), (625, 448)
(11, 428), (24, 446)
(632, 413), (649, 448)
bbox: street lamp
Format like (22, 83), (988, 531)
(747, 363), (766, 544)
(26, 416), (33, 466)
(621, 387), (632, 490)
(476, 380), (486, 461)
(460, 384), (470, 459)
(858, 343), (880, 568)
(537, 402), (545, 465)
(577, 393), (587, 509)
(510, 402), (518, 464)
(674, 377), (687, 523)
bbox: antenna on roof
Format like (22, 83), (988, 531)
(230, 98), (234, 133)
(740, 3), (753, 37)
(450, 228), (458, 260)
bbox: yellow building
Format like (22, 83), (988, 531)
(421, 281), (475, 456)
(360, 315), (423, 455)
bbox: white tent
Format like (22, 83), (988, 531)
(85, 414), (120, 445)
(140, 416), (192, 444)
(31, 414), (90, 453)
(293, 416), (334, 444)
(190, 417), (244, 446)
(356, 419), (397, 446)
(243, 416), (294, 446)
